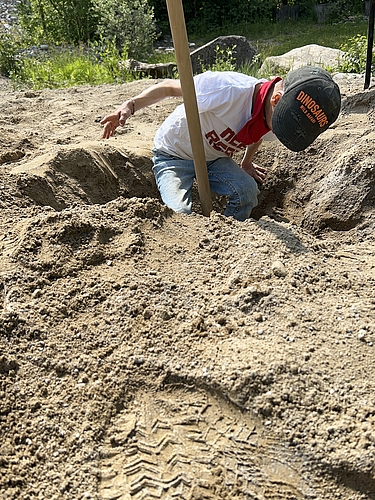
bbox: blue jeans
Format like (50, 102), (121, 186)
(152, 150), (260, 221)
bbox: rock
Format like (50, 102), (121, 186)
(302, 149), (375, 232)
(272, 260), (287, 277)
(358, 329), (367, 341)
(260, 44), (344, 74)
(0, 355), (19, 373)
(190, 35), (257, 74)
(123, 59), (177, 79)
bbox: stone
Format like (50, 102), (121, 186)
(260, 44), (344, 74)
(123, 59), (177, 79)
(272, 260), (287, 278)
(190, 35), (257, 75)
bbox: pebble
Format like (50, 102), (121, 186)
(357, 329), (367, 341)
(254, 312), (263, 322)
(272, 260), (287, 277)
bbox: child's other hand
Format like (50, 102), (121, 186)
(241, 162), (267, 183)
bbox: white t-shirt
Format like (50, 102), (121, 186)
(154, 71), (276, 161)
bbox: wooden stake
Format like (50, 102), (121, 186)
(166, 0), (212, 216)
(365, 0), (375, 89)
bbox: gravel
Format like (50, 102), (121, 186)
(0, 0), (18, 27)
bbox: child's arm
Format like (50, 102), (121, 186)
(101, 79), (182, 139)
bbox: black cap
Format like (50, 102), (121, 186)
(272, 66), (341, 152)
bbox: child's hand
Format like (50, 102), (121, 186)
(100, 100), (135, 138)
(100, 112), (120, 139)
(241, 161), (267, 183)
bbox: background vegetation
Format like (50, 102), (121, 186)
(149, 0), (366, 35)
(0, 0), (371, 89)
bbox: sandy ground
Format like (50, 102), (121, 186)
(1, 72), (375, 500)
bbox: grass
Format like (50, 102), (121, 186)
(9, 40), (139, 90)
(13, 51), (115, 89)
(242, 17), (369, 57)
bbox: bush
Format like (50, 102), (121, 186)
(149, 0), (366, 36)
(339, 34), (370, 73)
(94, 0), (156, 60)
(16, 0), (156, 60)
(189, 0), (278, 35)
(17, 0), (97, 44)
(0, 24), (25, 76)
(202, 46), (237, 72)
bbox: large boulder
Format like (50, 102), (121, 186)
(260, 44), (344, 74)
(190, 35), (257, 74)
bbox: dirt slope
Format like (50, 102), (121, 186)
(1, 73), (375, 500)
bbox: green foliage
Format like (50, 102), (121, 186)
(0, 24), (25, 76)
(188, 0), (278, 36)
(150, 0), (279, 34)
(2, 7), (369, 89)
(17, 0), (97, 44)
(16, 0), (157, 59)
(149, 0), (365, 36)
(202, 45), (237, 72)
(232, 53), (281, 80)
(10, 40), (133, 89)
(93, 0), (156, 60)
(325, 0), (364, 22)
(147, 51), (176, 65)
(338, 34), (370, 73)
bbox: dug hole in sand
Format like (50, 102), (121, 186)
(1, 73), (375, 499)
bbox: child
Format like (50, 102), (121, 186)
(101, 66), (341, 221)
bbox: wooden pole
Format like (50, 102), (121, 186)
(364, 0), (375, 89)
(165, 0), (212, 216)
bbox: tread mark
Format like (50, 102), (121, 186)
(99, 387), (313, 499)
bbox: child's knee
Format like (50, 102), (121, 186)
(226, 177), (259, 221)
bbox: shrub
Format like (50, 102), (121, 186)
(339, 34), (370, 74)
(17, 0), (97, 44)
(16, 0), (156, 60)
(186, 0), (278, 35)
(149, 0), (366, 36)
(0, 23), (26, 76)
(93, 0), (156, 60)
